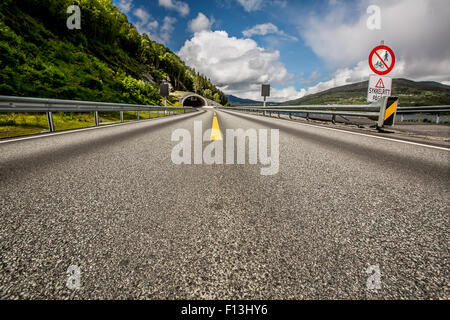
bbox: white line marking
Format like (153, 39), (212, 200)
(0, 112), (197, 145)
(222, 110), (450, 152)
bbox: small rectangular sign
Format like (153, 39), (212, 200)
(367, 75), (392, 102)
(160, 83), (170, 97)
(261, 84), (270, 97)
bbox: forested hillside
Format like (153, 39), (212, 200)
(0, 0), (227, 105)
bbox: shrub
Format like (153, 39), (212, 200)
(81, 75), (103, 90)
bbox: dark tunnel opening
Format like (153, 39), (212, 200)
(182, 96), (206, 108)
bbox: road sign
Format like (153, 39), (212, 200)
(367, 75), (392, 102)
(160, 83), (169, 97)
(369, 45), (395, 75)
(261, 84), (270, 108)
(261, 84), (270, 97)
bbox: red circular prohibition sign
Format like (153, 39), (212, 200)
(369, 45), (396, 75)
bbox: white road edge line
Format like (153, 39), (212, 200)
(0, 112), (196, 145)
(223, 110), (450, 152)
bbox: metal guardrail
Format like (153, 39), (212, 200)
(0, 95), (197, 132)
(221, 98), (450, 126)
(396, 106), (450, 124)
(396, 106), (450, 113)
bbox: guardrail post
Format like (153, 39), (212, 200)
(331, 115), (336, 124)
(400, 114), (404, 122)
(46, 112), (55, 132)
(94, 111), (99, 126)
(377, 96), (388, 128)
(436, 114), (440, 124)
(137, 111), (140, 120)
(306, 113), (310, 121)
(149, 111), (151, 119)
(120, 111), (124, 123)
(278, 112), (280, 118)
(289, 113), (292, 119)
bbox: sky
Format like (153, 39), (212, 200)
(113, 0), (450, 102)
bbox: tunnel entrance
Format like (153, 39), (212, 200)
(182, 95), (207, 108)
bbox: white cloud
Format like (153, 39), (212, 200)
(242, 23), (277, 37)
(133, 8), (175, 44)
(160, 16), (177, 42)
(158, 0), (190, 17)
(236, 0), (287, 12)
(133, 8), (151, 25)
(188, 13), (214, 33)
(147, 20), (159, 30)
(243, 23), (297, 41)
(299, 0), (450, 85)
(270, 86), (305, 102)
(118, 0), (133, 13)
(178, 30), (292, 100)
(297, 71), (321, 85)
(304, 61), (373, 97)
(236, 0), (264, 12)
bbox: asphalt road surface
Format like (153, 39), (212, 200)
(0, 109), (448, 299)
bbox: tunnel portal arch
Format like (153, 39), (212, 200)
(181, 94), (208, 108)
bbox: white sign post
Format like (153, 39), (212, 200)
(367, 75), (392, 103)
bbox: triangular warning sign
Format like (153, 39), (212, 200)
(375, 78), (385, 89)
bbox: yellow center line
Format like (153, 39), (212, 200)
(210, 112), (222, 141)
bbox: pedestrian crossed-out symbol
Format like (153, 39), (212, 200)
(369, 45), (396, 76)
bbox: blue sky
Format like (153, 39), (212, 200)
(113, 0), (450, 101)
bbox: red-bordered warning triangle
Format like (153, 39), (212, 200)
(375, 78), (385, 88)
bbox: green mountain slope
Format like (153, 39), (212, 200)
(281, 79), (450, 106)
(0, 0), (227, 105)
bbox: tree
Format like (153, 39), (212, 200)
(213, 93), (221, 104)
(203, 89), (212, 100)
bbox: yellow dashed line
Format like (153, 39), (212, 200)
(210, 112), (222, 141)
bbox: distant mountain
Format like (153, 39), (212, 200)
(281, 79), (450, 107)
(226, 95), (262, 106)
(226, 95), (281, 106)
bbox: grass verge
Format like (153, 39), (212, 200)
(0, 110), (189, 138)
